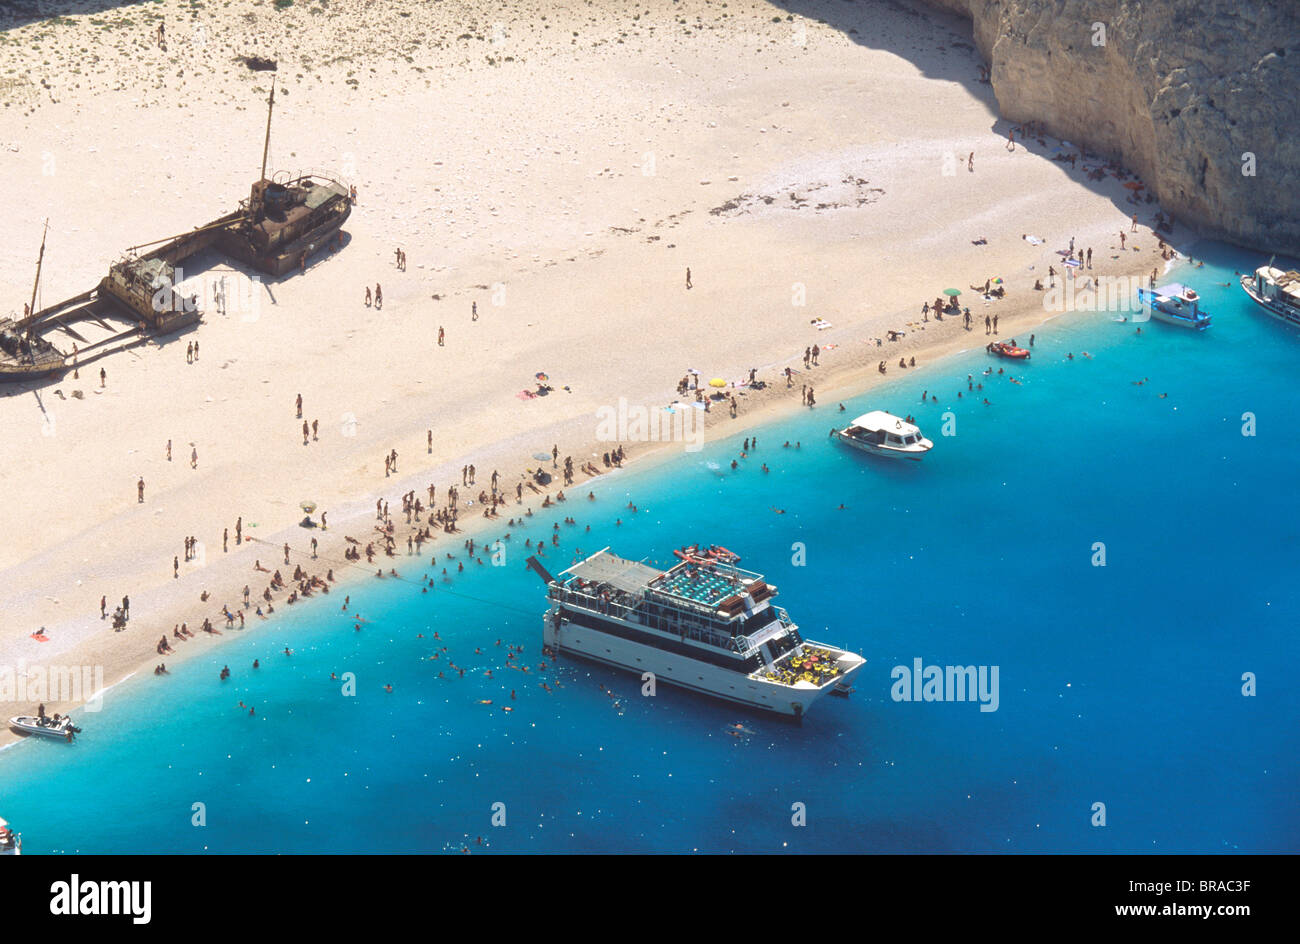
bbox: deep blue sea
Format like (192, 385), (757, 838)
(2, 243), (1296, 854)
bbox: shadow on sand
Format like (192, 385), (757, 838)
(767, 0), (1180, 234)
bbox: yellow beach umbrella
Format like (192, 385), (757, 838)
(708, 378), (727, 388)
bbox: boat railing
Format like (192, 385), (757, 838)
(555, 585), (739, 651)
(280, 166), (351, 191)
(643, 589), (730, 623)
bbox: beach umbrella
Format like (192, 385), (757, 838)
(535, 371), (549, 381)
(993, 277), (1003, 284)
(300, 501), (317, 514)
(708, 378), (727, 388)
(532, 452), (552, 461)
(686, 368), (701, 375)
(943, 288), (962, 297)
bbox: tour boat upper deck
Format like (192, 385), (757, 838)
(552, 548), (779, 635)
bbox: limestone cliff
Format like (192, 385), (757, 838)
(920, 0), (1300, 256)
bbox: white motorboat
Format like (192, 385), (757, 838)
(833, 410), (933, 459)
(0, 817), (20, 855)
(9, 714), (78, 742)
(1240, 264), (1300, 328)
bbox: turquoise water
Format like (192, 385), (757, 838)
(2, 243), (1296, 853)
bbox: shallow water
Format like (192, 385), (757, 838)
(2, 242), (1296, 853)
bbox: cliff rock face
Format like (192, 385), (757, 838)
(922, 0), (1300, 256)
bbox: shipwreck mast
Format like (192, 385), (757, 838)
(247, 77), (277, 223)
(25, 219), (48, 339)
(260, 75), (276, 182)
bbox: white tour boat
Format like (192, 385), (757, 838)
(1240, 264), (1300, 328)
(527, 548), (865, 719)
(0, 817), (20, 855)
(834, 410), (933, 459)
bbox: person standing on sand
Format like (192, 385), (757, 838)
(993, 314), (999, 334)
(138, 478), (145, 502)
(984, 314), (991, 335)
(812, 344), (820, 365)
(375, 284), (383, 310)
(320, 511), (327, 530)
(1086, 247), (1093, 268)
(303, 420), (310, 445)
(968, 152), (974, 172)
(685, 267), (692, 290)
(284, 543), (290, 566)
(101, 596), (107, 619)
(438, 326), (445, 346)
(1131, 213), (1138, 232)
(1119, 232), (1126, 249)
(472, 301), (478, 321)
(100, 367), (106, 388)
(428, 430), (433, 453)
(296, 393), (303, 418)
(365, 286), (372, 307)
(166, 439), (172, 462)
(312, 419), (319, 441)
(1006, 128), (1015, 151)
(236, 517), (242, 544)
(223, 528), (229, 552)
(191, 447), (198, 469)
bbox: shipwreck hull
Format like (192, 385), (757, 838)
(216, 179), (352, 277)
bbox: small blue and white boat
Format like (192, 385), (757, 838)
(1137, 282), (1211, 330)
